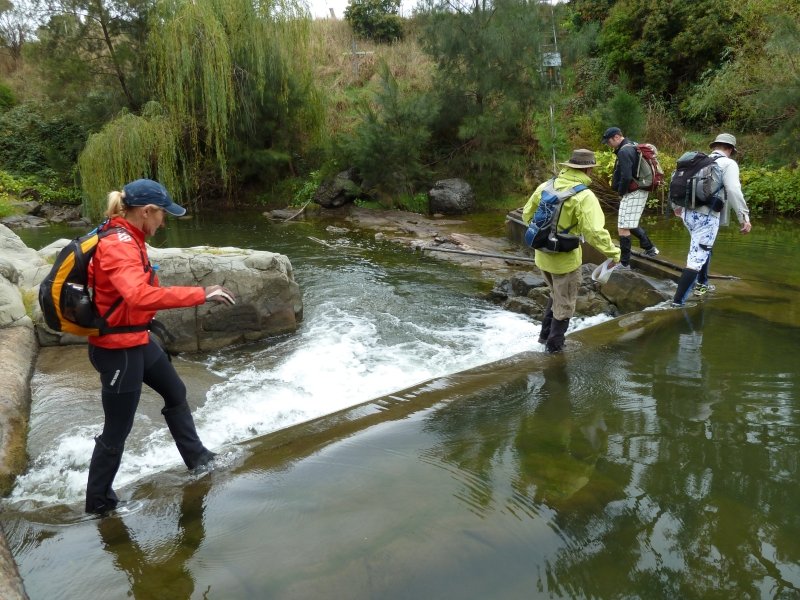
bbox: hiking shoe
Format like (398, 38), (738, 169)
(643, 246), (660, 257)
(617, 264), (631, 271)
(693, 283), (716, 297)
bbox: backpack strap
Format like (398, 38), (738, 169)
(550, 183), (588, 235)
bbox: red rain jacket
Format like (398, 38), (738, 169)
(87, 216), (206, 349)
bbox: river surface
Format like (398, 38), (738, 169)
(2, 211), (799, 599)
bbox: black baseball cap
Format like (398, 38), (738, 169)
(123, 179), (186, 217)
(601, 127), (622, 143)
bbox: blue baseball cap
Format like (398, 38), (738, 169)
(123, 179), (186, 217)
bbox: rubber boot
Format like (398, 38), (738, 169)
(162, 402), (216, 470)
(630, 227), (655, 251)
(538, 298), (554, 344)
(619, 235), (632, 266)
(673, 268), (699, 306)
(85, 435), (123, 514)
(697, 252), (712, 286)
(545, 317), (570, 353)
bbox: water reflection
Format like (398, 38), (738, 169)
(514, 363), (608, 511)
(97, 476), (211, 599)
(418, 308), (800, 598)
(665, 307), (706, 384)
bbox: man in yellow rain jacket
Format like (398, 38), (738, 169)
(522, 149), (621, 352)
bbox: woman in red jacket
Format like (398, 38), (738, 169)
(85, 178), (235, 515)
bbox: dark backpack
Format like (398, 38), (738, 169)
(633, 143), (665, 191)
(668, 151), (726, 210)
(38, 221), (153, 336)
(524, 179), (587, 253)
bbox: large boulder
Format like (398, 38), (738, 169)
(428, 179), (476, 215)
(314, 169), (362, 209)
(598, 266), (672, 314)
(0, 224), (49, 289)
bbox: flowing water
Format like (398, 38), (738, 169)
(2, 211), (799, 599)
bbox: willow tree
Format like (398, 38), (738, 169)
(78, 103), (183, 220)
(78, 0), (321, 216)
(148, 0), (319, 186)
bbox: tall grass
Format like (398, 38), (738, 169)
(309, 18), (434, 141)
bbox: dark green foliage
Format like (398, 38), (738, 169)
(748, 14), (800, 157)
(228, 62), (322, 188)
(601, 89), (644, 141)
(0, 102), (86, 182)
(570, 0), (615, 24)
(336, 61), (436, 199)
(677, 2), (800, 159)
(27, 1), (154, 112)
(420, 0), (547, 193)
(344, 0), (404, 43)
(597, 0), (740, 99)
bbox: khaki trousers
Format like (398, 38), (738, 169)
(542, 268), (581, 320)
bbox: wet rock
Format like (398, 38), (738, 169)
(491, 263), (667, 319)
(11, 201), (40, 215)
(598, 267), (672, 314)
(0, 214), (48, 228)
(0, 326), (36, 497)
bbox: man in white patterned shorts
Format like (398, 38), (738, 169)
(671, 133), (752, 306)
(602, 126), (659, 267)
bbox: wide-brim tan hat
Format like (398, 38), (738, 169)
(559, 148), (597, 169)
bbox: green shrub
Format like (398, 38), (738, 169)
(336, 61), (435, 200)
(292, 170), (324, 206)
(600, 89), (645, 141)
(0, 102), (87, 182)
(345, 0), (404, 43)
(395, 191), (428, 213)
(741, 166), (800, 216)
(0, 169), (81, 206)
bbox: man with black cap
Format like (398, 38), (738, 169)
(671, 133), (752, 306)
(602, 126), (659, 267)
(522, 149), (621, 352)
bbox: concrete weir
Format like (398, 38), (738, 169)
(0, 325), (35, 600)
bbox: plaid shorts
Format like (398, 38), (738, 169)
(617, 189), (649, 229)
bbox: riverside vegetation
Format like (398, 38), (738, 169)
(0, 0), (798, 221)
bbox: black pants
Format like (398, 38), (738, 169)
(86, 338), (209, 512)
(89, 337), (188, 431)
